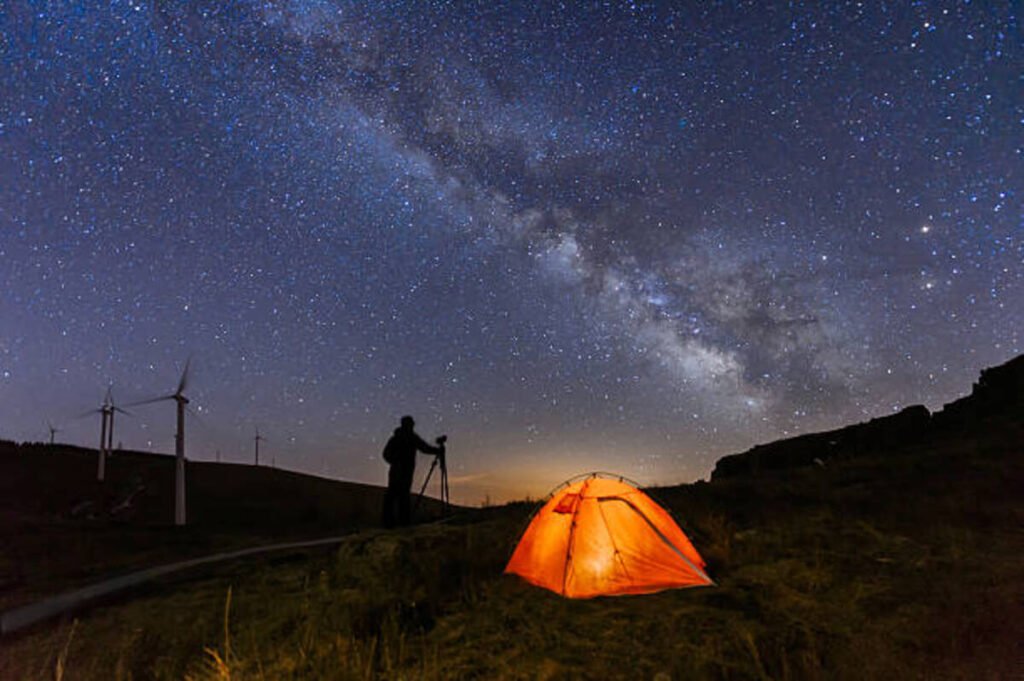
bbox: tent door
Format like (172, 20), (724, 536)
(596, 496), (712, 584)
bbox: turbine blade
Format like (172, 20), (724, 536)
(112, 406), (132, 416)
(176, 357), (191, 395)
(75, 408), (105, 419)
(125, 394), (176, 408)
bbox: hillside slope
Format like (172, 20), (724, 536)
(0, 444), (444, 610)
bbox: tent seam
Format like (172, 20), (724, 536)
(561, 478), (590, 596)
(597, 496), (633, 583)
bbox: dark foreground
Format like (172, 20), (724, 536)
(1, 430), (1019, 679)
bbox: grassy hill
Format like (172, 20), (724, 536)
(0, 444), (445, 611)
(1, 357), (1021, 679)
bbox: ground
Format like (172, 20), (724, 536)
(0, 424), (1021, 679)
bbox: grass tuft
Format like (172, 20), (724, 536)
(53, 618), (77, 681)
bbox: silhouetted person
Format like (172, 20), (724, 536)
(381, 415), (444, 528)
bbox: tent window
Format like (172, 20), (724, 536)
(553, 493), (580, 514)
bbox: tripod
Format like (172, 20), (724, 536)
(414, 447), (450, 518)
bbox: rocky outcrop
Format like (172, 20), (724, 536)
(711, 354), (1023, 480)
(932, 354), (1024, 431)
(712, 405), (931, 479)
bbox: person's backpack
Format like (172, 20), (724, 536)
(382, 434), (399, 464)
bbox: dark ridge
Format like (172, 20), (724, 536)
(711, 353), (1024, 480)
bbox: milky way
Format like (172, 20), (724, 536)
(1, 2), (1021, 502)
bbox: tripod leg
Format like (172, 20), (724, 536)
(440, 460), (450, 515)
(413, 458), (438, 517)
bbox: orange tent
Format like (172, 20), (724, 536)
(505, 474), (713, 598)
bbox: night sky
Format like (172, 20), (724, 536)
(1, 2), (1021, 504)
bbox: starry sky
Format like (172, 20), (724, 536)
(1, 2), (1021, 504)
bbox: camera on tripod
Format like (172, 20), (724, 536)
(415, 435), (451, 517)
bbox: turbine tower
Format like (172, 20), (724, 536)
(253, 427), (264, 466)
(99, 403), (109, 481)
(130, 360), (192, 526)
(79, 393), (112, 481)
(104, 387), (130, 456)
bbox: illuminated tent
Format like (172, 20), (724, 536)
(505, 474), (713, 598)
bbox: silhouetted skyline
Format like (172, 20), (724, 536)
(1, 3), (1020, 503)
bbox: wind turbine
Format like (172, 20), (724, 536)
(253, 427), (265, 466)
(46, 420), (60, 445)
(129, 360), (192, 526)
